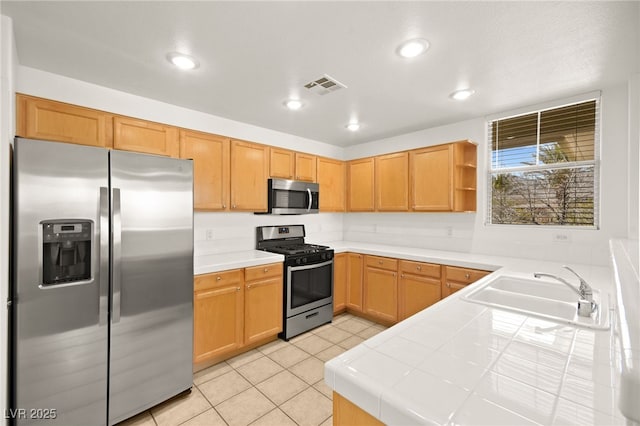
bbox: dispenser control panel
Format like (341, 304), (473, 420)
(41, 220), (92, 285)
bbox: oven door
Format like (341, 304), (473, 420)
(286, 259), (333, 317)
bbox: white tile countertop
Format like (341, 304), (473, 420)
(321, 241), (628, 425)
(194, 250), (284, 275)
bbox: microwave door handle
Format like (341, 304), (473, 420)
(307, 188), (312, 212)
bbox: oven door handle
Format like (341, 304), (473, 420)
(288, 259), (333, 272)
(307, 188), (312, 212)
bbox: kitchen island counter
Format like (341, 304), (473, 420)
(323, 241), (626, 425)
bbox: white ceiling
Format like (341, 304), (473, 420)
(1, 1), (639, 147)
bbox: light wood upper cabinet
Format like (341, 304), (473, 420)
(363, 255), (398, 324)
(16, 94), (113, 148)
(347, 158), (375, 212)
(346, 253), (364, 313)
(113, 116), (179, 157)
(333, 253), (348, 314)
(410, 141), (478, 212)
(317, 157), (346, 212)
(244, 263), (283, 345)
(193, 270), (244, 364)
(375, 152), (409, 211)
(180, 130), (229, 211)
(295, 152), (317, 182)
(230, 140), (269, 211)
(410, 144), (453, 211)
(269, 148), (295, 179)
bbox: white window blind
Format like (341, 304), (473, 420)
(487, 98), (600, 227)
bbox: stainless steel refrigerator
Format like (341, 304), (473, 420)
(10, 137), (194, 425)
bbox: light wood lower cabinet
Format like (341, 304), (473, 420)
(398, 260), (442, 321)
(346, 253), (364, 312)
(333, 253), (348, 313)
(363, 255), (398, 323)
(16, 94), (113, 148)
(244, 264), (283, 345)
(333, 392), (383, 426)
(442, 265), (490, 298)
(193, 270), (244, 364)
(193, 263), (283, 365)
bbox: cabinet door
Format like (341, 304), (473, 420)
(16, 94), (113, 148)
(180, 130), (229, 211)
(317, 157), (346, 212)
(333, 253), (348, 313)
(410, 145), (453, 211)
(398, 273), (441, 320)
(193, 272), (244, 363)
(245, 276), (283, 344)
(113, 116), (179, 157)
(270, 148), (295, 179)
(442, 266), (490, 298)
(375, 152), (409, 211)
(346, 253), (364, 312)
(295, 152), (317, 182)
(364, 267), (398, 323)
(230, 140), (269, 211)
(347, 158), (375, 211)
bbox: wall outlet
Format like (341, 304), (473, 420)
(205, 229), (214, 240)
(446, 226), (453, 237)
(552, 233), (571, 243)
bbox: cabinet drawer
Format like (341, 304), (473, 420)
(245, 263), (283, 281)
(195, 269), (243, 292)
(444, 266), (490, 284)
(365, 255), (398, 271)
(399, 260), (441, 278)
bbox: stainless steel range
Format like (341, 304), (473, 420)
(256, 225), (333, 340)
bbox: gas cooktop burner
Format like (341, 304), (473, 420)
(267, 243), (330, 255)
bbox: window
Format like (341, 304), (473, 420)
(488, 98), (599, 227)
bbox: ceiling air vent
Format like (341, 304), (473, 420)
(304, 74), (347, 96)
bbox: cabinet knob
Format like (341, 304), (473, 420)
(232, 204), (236, 209)
(446, 282), (451, 288)
(216, 276), (222, 281)
(417, 266), (422, 271)
(401, 273), (405, 278)
(378, 261), (383, 265)
(465, 273), (471, 279)
(223, 204), (226, 209)
(247, 284), (252, 290)
(236, 287), (240, 291)
(264, 268), (268, 273)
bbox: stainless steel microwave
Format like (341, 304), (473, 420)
(266, 178), (319, 214)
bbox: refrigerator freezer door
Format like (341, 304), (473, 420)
(12, 138), (109, 425)
(108, 151), (193, 424)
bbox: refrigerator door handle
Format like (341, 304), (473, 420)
(112, 187), (122, 324)
(99, 187), (109, 326)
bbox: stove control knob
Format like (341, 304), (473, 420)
(321, 253), (326, 260)
(296, 258), (302, 265)
(302, 257), (307, 264)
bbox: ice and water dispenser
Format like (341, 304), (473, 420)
(41, 220), (92, 285)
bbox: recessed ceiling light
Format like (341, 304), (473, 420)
(166, 52), (199, 70)
(397, 38), (430, 58)
(284, 99), (303, 110)
(346, 122), (360, 131)
(450, 89), (475, 101)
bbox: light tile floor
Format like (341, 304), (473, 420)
(118, 313), (387, 426)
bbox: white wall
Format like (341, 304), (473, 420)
(0, 14), (16, 426)
(344, 84), (630, 267)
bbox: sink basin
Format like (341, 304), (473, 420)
(462, 275), (610, 329)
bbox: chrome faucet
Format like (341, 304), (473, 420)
(534, 266), (596, 317)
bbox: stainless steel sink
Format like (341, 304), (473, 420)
(462, 275), (610, 329)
